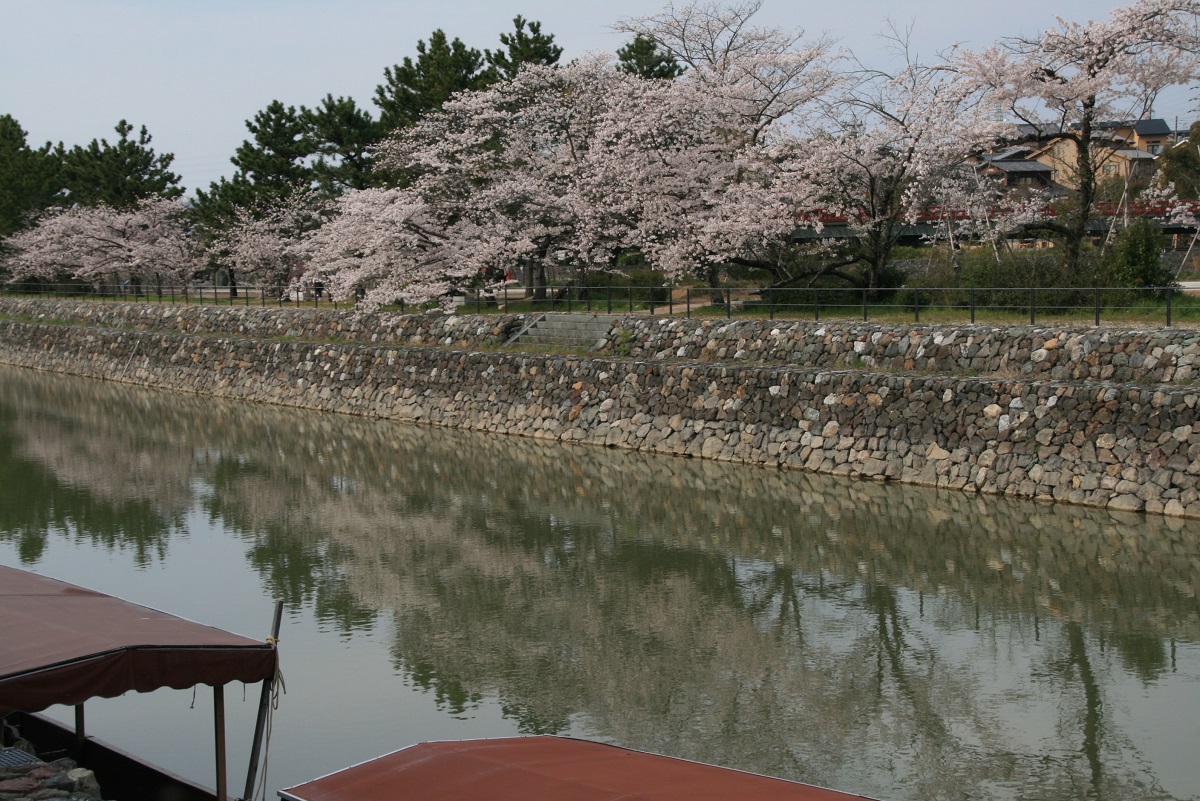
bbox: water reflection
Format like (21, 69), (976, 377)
(0, 366), (1196, 801)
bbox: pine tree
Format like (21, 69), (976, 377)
(302, 95), (380, 193)
(58, 120), (183, 208)
(229, 101), (315, 194)
(0, 115), (61, 238)
(374, 30), (490, 131)
(1158, 121), (1200, 199)
(485, 16), (563, 80)
(192, 100), (317, 241)
(616, 35), (685, 80)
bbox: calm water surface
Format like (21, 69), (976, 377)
(0, 365), (1197, 801)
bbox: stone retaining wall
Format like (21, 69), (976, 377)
(5, 296), (1200, 384)
(1, 301), (1198, 518)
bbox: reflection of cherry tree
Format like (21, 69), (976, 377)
(4, 367), (1198, 800)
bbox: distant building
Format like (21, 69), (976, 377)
(979, 118), (1174, 191)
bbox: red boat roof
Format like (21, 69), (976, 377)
(280, 736), (882, 801)
(0, 565), (277, 717)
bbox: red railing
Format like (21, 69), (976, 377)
(803, 199), (1200, 226)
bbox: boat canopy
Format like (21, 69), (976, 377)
(279, 736), (881, 801)
(0, 565), (278, 718)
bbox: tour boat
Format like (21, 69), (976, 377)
(0, 565), (281, 801)
(279, 735), (884, 801)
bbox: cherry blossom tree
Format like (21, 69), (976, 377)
(614, 0), (840, 141)
(208, 189), (332, 293)
(303, 187), (498, 310)
(5, 197), (199, 293)
(957, 0), (1200, 273)
(611, 0), (842, 291)
(357, 52), (830, 304)
(377, 56), (635, 299)
(780, 56), (1007, 289)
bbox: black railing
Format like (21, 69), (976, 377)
(2, 282), (1195, 327)
(472, 284), (1193, 327)
(0, 282), (342, 309)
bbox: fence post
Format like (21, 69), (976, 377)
(813, 288), (819, 321)
(607, 286), (613, 314)
(863, 288), (868, 322)
(970, 288), (976, 325)
(648, 289), (654, 316)
(725, 289), (731, 319)
(668, 288), (673, 317)
(1166, 286), (1173, 327)
(768, 288), (774, 321)
(1094, 288), (1101, 326)
(629, 287), (633, 314)
(1029, 286), (1036, 326)
(914, 289), (920, 323)
(686, 288), (691, 319)
(567, 285), (573, 313)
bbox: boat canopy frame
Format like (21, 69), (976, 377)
(0, 565), (279, 801)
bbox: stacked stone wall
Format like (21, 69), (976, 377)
(1, 300), (1198, 518)
(5, 297), (1200, 384)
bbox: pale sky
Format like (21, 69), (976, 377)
(3, 0), (1196, 194)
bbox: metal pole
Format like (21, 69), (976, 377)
(242, 600), (284, 801)
(1030, 287), (1036, 326)
(863, 288), (868, 322)
(768, 288), (774, 321)
(686, 288), (691, 319)
(1166, 286), (1173, 327)
(607, 286), (612, 314)
(74, 703), (86, 754)
(914, 289), (920, 323)
(215, 685), (227, 801)
(1095, 288), (1101, 326)
(725, 288), (731, 319)
(970, 288), (976, 325)
(813, 289), (819, 322)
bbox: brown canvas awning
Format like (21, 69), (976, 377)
(280, 736), (882, 801)
(0, 565), (278, 718)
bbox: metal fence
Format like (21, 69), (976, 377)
(0, 282), (347, 309)
(2, 281), (1196, 327)
(466, 284), (1196, 327)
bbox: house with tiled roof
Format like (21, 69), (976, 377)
(982, 118), (1174, 191)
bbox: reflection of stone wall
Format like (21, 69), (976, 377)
(3, 314), (1199, 517)
(3, 366), (1195, 643)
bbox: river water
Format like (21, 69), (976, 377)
(0, 365), (1196, 801)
